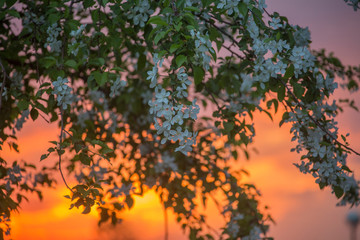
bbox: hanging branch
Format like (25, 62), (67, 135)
(199, 6), (360, 157)
(279, 79), (360, 156)
(59, 108), (74, 193)
(0, 58), (8, 111)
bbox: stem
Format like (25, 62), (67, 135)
(59, 108), (74, 193)
(0, 58), (7, 111)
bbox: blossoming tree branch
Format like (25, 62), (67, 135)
(0, 0), (360, 239)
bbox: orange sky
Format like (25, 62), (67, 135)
(2, 0), (360, 240)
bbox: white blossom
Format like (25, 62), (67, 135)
(52, 77), (74, 110)
(110, 76), (126, 98)
(127, 0), (154, 27)
(44, 23), (62, 54)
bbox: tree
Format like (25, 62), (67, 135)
(0, 0), (360, 239)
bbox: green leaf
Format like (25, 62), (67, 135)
(111, 67), (124, 72)
(193, 66), (204, 85)
(82, 205), (91, 214)
(169, 42), (183, 54)
(64, 59), (77, 69)
(5, 0), (17, 7)
(239, 2), (248, 17)
(209, 27), (221, 42)
(30, 108), (39, 121)
(74, 144), (83, 153)
(266, 99), (279, 113)
(18, 100), (29, 111)
(279, 112), (289, 127)
(92, 71), (108, 87)
(7, 9), (20, 18)
(83, 0), (95, 8)
(89, 58), (105, 67)
(41, 57), (57, 69)
(277, 84), (285, 102)
(293, 82), (305, 98)
(79, 153), (91, 166)
(40, 154), (48, 161)
(137, 54), (146, 71)
(333, 186), (344, 199)
(341, 165), (352, 172)
(283, 64), (294, 79)
(48, 13), (61, 24)
(125, 195), (134, 209)
(319, 182), (326, 190)
(176, 55), (187, 67)
(147, 16), (168, 26)
(154, 31), (166, 45)
(184, 6), (200, 12)
(223, 122), (234, 133)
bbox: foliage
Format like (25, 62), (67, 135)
(0, 0), (360, 239)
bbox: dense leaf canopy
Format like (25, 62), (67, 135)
(0, 0), (359, 239)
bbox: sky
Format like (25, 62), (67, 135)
(3, 0), (360, 240)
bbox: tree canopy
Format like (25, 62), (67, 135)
(0, 0), (360, 239)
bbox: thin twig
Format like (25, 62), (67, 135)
(39, 111), (50, 123)
(62, 128), (113, 165)
(279, 79), (360, 156)
(59, 108), (74, 193)
(222, 44), (244, 60)
(33, 26), (40, 82)
(203, 84), (226, 111)
(97, 0), (102, 57)
(0, 58), (8, 111)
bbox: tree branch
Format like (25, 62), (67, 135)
(279, 79), (360, 156)
(59, 108), (74, 193)
(0, 58), (8, 111)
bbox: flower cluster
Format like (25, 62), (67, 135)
(286, 104), (359, 205)
(190, 29), (213, 71)
(110, 76), (126, 98)
(146, 53), (163, 88)
(127, 0), (154, 27)
(147, 55), (199, 155)
(293, 26), (311, 47)
(245, 9), (359, 205)
(52, 77), (74, 110)
(23, 11), (45, 30)
(217, 0), (250, 17)
(269, 17), (283, 30)
(44, 23), (62, 54)
(149, 85), (199, 155)
(256, 0), (267, 13)
(289, 46), (316, 77)
(68, 24), (87, 56)
(154, 152), (178, 173)
(14, 109), (29, 133)
(4, 164), (22, 192)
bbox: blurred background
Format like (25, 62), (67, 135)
(3, 0), (360, 239)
